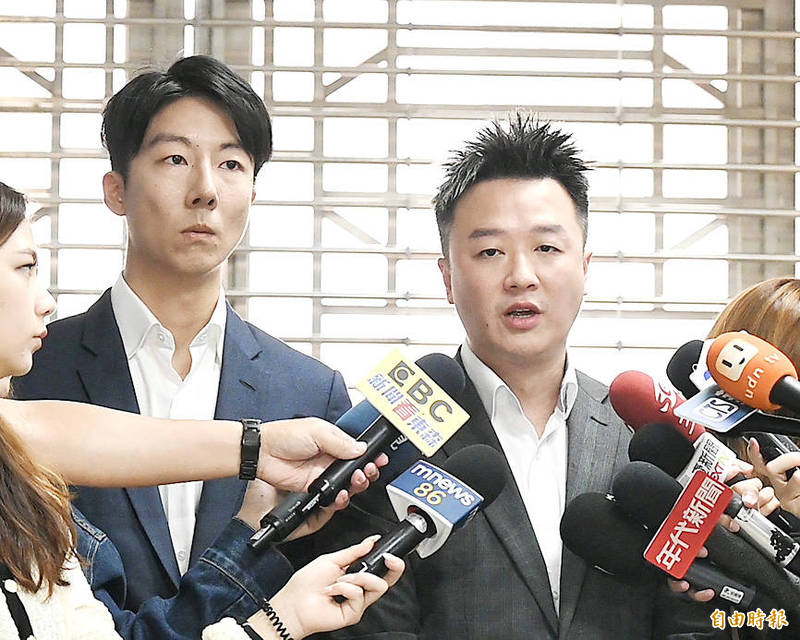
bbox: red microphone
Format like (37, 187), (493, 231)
(609, 370), (704, 443)
(707, 332), (800, 412)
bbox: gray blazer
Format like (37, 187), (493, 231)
(311, 367), (717, 640)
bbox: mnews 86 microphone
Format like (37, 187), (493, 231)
(345, 444), (506, 577)
(249, 351), (469, 550)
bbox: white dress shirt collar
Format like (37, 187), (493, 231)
(460, 341), (578, 425)
(110, 273), (227, 363)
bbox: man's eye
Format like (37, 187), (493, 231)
(168, 155), (186, 165)
(20, 263), (38, 274)
(538, 245), (558, 253)
(222, 160), (241, 170)
(480, 248), (500, 257)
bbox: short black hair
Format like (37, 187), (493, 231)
(433, 113), (589, 255)
(102, 55), (272, 179)
(0, 182), (27, 247)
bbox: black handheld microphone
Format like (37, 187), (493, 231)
(613, 461), (800, 611)
(249, 353), (466, 551)
(666, 339), (704, 399)
(561, 492), (756, 606)
(346, 444), (506, 577)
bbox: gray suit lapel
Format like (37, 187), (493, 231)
(76, 291), (182, 588)
(444, 374), (559, 636)
(558, 372), (628, 639)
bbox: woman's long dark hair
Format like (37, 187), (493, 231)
(0, 182), (75, 596)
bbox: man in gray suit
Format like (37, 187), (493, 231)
(313, 114), (718, 639)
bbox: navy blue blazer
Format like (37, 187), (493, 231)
(13, 289), (351, 611)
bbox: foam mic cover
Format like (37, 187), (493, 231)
(562, 492), (757, 607)
(561, 492), (659, 585)
(609, 371), (705, 442)
(707, 332), (797, 412)
(628, 423), (695, 478)
(666, 340), (704, 399)
(612, 462), (800, 610)
(347, 444), (506, 577)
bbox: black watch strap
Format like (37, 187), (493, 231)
(239, 419), (262, 480)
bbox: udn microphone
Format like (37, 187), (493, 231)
(249, 353), (467, 550)
(708, 332), (800, 413)
(667, 343), (800, 437)
(345, 444), (506, 577)
(613, 462), (800, 610)
(561, 492), (756, 606)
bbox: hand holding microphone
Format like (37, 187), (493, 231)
(250, 352), (469, 550)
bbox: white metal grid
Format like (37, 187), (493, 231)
(0, 0), (797, 383)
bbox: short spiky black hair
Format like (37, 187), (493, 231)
(102, 55), (272, 179)
(433, 113), (589, 255)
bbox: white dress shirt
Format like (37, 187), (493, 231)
(460, 341), (577, 613)
(111, 274), (227, 575)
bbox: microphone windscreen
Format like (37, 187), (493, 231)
(609, 370), (705, 442)
(441, 444), (506, 507)
(612, 461), (682, 530)
(666, 340), (704, 399)
(707, 332), (797, 411)
(561, 493), (659, 585)
(628, 423), (695, 478)
(416, 353), (466, 399)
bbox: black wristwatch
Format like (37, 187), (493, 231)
(239, 419), (262, 480)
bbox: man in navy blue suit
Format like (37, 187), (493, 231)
(14, 55), (352, 634)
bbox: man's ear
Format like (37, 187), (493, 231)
(438, 257), (454, 305)
(251, 186), (256, 204)
(103, 171), (126, 217)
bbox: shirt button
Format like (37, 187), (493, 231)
(158, 333), (166, 343)
(4, 578), (18, 592)
(178, 550), (187, 561)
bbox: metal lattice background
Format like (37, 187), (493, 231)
(0, 0), (797, 385)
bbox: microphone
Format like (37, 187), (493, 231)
(561, 492), (756, 606)
(345, 444), (506, 577)
(667, 350), (800, 438)
(609, 370), (704, 442)
(249, 353), (467, 550)
(707, 332), (800, 413)
(666, 339), (705, 399)
(628, 422), (739, 485)
(613, 461), (800, 610)
(630, 422), (800, 534)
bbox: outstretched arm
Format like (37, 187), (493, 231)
(0, 398), (381, 492)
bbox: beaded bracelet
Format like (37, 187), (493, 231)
(261, 600), (294, 640)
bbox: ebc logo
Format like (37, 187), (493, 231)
(409, 462), (477, 507)
(387, 360), (454, 422)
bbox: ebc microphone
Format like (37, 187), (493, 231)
(345, 444), (506, 577)
(249, 352), (469, 550)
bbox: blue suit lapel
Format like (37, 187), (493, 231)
(76, 291), (182, 588)
(191, 306), (268, 565)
